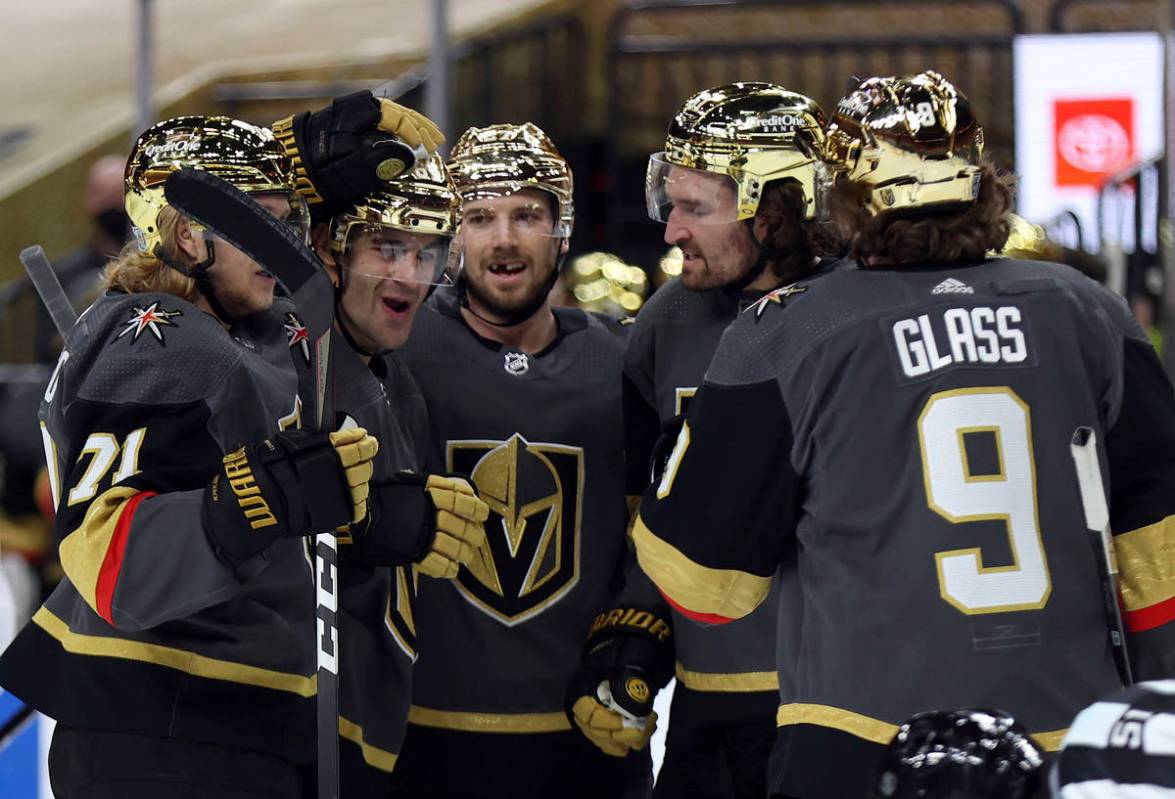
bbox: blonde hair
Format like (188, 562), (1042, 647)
(102, 206), (200, 303)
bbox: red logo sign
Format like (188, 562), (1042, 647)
(1053, 98), (1134, 187)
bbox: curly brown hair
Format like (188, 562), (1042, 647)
(756, 178), (844, 283)
(102, 206), (200, 303)
(826, 161), (1016, 265)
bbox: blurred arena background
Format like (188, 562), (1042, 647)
(1, 0), (1173, 793)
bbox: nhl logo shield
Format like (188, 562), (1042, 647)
(447, 434), (584, 625)
(503, 351), (529, 376)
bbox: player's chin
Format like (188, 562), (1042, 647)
(244, 282), (277, 313)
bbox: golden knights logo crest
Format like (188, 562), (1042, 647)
(447, 434), (584, 625)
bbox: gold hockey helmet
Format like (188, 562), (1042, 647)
(327, 153), (461, 286)
(446, 122), (574, 238)
(125, 115), (304, 256)
(646, 82), (828, 224)
(824, 70), (984, 215)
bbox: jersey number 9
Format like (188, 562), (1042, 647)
(917, 387), (1052, 614)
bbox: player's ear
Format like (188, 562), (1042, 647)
(311, 223), (341, 288)
(173, 216), (205, 262)
(558, 237), (570, 257)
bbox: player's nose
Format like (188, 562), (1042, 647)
(664, 212), (688, 247)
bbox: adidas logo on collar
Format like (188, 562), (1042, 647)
(932, 277), (974, 295)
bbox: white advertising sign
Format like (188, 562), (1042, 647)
(1013, 33), (1164, 251)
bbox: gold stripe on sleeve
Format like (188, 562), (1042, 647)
(1113, 515), (1175, 612)
(58, 486), (139, 611)
(632, 513), (771, 620)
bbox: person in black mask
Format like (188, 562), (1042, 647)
(34, 155), (131, 361)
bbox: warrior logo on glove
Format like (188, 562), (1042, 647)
(447, 433), (584, 624)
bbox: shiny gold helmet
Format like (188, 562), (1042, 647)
(823, 70), (984, 215)
(125, 116), (305, 256)
(327, 153), (460, 286)
(446, 122), (574, 238)
(646, 82), (828, 225)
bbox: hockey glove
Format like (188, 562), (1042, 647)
(271, 91), (443, 219)
(566, 606), (674, 757)
(342, 472), (488, 575)
(202, 427), (378, 566)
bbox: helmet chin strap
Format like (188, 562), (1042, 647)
(459, 246), (567, 328)
(161, 237), (239, 324)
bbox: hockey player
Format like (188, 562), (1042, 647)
(632, 70), (1175, 798)
(389, 123), (653, 798)
(567, 82), (835, 799)
(0, 115), (386, 798)
(306, 154), (490, 795)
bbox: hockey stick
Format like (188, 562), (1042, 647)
(19, 245), (77, 337)
(1070, 426), (1134, 687)
(164, 169), (341, 799)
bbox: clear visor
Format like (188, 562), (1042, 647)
(458, 187), (570, 239)
(342, 226), (457, 287)
(645, 153), (741, 225)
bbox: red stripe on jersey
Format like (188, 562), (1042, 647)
(95, 491), (156, 626)
(659, 588), (735, 626)
(1125, 593), (1175, 633)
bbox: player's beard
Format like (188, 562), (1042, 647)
(464, 260), (556, 323)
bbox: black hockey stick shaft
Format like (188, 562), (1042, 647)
(19, 245), (77, 337)
(163, 169), (341, 797)
(1070, 426), (1134, 686)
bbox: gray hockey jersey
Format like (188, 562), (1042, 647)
(635, 259), (1175, 797)
(395, 292), (631, 729)
(623, 276), (779, 692)
(291, 328), (431, 781)
(0, 290), (317, 763)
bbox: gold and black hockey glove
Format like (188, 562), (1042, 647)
(202, 428), (377, 566)
(566, 606), (674, 757)
(340, 472), (488, 575)
(271, 91), (444, 221)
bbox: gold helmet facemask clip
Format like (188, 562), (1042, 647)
(823, 70), (984, 216)
(646, 82), (828, 226)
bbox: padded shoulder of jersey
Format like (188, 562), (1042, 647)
(66, 291), (245, 407)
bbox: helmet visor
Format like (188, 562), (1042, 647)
(645, 153), (741, 225)
(342, 226), (457, 287)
